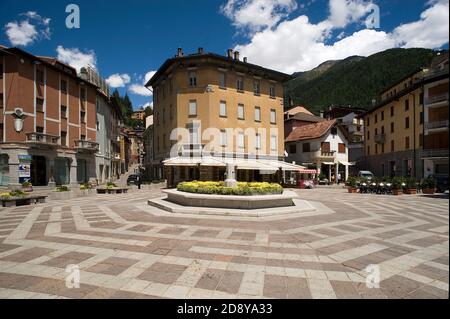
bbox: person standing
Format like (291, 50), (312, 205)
(337, 172), (342, 185)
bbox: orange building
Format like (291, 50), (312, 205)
(0, 45), (98, 187)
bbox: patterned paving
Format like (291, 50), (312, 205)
(0, 188), (448, 299)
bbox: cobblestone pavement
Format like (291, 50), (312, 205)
(0, 188), (448, 299)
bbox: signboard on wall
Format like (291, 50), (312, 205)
(18, 155), (32, 184)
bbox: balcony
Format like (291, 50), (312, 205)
(74, 140), (99, 153)
(422, 148), (449, 159)
(319, 150), (336, 158)
(426, 93), (449, 106)
(26, 132), (59, 148)
(425, 120), (449, 131)
(374, 134), (386, 144)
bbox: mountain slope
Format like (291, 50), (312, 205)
(285, 48), (438, 113)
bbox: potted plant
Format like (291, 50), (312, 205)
(346, 176), (358, 193)
(79, 183), (95, 196)
(421, 177), (437, 194)
(404, 177), (418, 195)
(50, 185), (74, 200)
(21, 181), (33, 192)
(392, 177), (404, 195)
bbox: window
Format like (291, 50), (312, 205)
(236, 77), (244, 92)
(391, 140), (395, 152)
(405, 117), (410, 129)
(375, 144), (378, 154)
(36, 98), (44, 112)
(366, 117), (370, 126)
(367, 131), (370, 140)
(237, 104), (245, 120)
(405, 99), (409, 111)
(170, 104), (173, 120)
(269, 85), (275, 98)
(375, 128), (378, 135)
(61, 79), (67, 93)
(381, 143), (385, 153)
(255, 107), (261, 122)
(338, 143), (345, 154)
(302, 143), (310, 152)
(0, 124), (3, 142)
(163, 109), (166, 123)
(253, 79), (261, 95)
(419, 133), (423, 147)
(81, 134), (86, 141)
(256, 133), (262, 150)
(375, 114), (378, 123)
(219, 101), (227, 117)
(419, 92), (424, 105)
(270, 135), (277, 151)
(391, 122), (394, 133)
(189, 100), (197, 116)
(189, 71), (197, 87)
(36, 69), (44, 83)
(405, 136), (410, 149)
(390, 106), (394, 117)
(60, 131), (67, 146)
(36, 126), (44, 133)
(0, 93), (3, 108)
(238, 132), (245, 149)
(270, 109), (276, 124)
(219, 72), (226, 88)
(367, 145), (370, 156)
(381, 126), (385, 134)
(80, 88), (86, 101)
(61, 105), (67, 118)
(80, 111), (86, 123)
(420, 112), (424, 124)
(381, 111), (384, 121)
(289, 144), (296, 154)
(220, 130), (227, 147)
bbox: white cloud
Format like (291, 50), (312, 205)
(5, 11), (51, 46)
(105, 73), (131, 88)
(129, 70), (156, 96)
(233, 0), (449, 73)
(220, 0), (298, 33)
(5, 21), (38, 46)
(328, 0), (374, 28)
(56, 46), (97, 72)
(141, 101), (153, 109)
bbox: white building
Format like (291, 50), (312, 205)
(285, 119), (352, 183)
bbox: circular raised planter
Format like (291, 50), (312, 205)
(162, 189), (296, 209)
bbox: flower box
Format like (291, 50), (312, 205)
(422, 188), (436, 195)
(404, 189), (417, 195)
(347, 187), (358, 193)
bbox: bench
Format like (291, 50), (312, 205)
(96, 188), (129, 194)
(1, 195), (47, 207)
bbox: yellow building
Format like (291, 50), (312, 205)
(364, 53), (448, 178)
(146, 48), (297, 187)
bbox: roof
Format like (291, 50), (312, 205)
(146, 51), (293, 87)
(285, 119), (337, 142)
(289, 112), (325, 123)
(285, 106), (313, 116)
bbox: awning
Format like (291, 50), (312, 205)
(259, 160), (305, 171)
(163, 157), (202, 166)
(299, 169), (317, 174)
(200, 156), (226, 167)
(323, 162), (335, 165)
(339, 160), (355, 166)
(221, 158), (276, 171)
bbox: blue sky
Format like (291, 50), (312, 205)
(1, 0), (449, 110)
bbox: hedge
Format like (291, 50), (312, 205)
(177, 181), (283, 196)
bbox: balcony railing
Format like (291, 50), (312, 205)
(422, 148), (449, 158)
(26, 132), (59, 147)
(426, 93), (449, 105)
(425, 120), (449, 130)
(74, 140), (99, 152)
(374, 134), (386, 144)
(320, 150), (336, 157)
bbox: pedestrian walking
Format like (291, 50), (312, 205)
(337, 173), (342, 185)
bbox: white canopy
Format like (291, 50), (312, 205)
(339, 160), (355, 166)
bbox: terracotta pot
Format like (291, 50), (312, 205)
(348, 187), (358, 193)
(404, 189), (417, 195)
(422, 188), (436, 195)
(392, 189), (403, 195)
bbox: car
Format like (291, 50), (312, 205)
(357, 171), (374, 180)
(127, 174), (141, 185)
(430, 174), (449, 193)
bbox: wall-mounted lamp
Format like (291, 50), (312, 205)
(12, 108), (26, 132)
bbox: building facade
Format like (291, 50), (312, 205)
(146, 48), (294, 187)
(142, 115), (154, 181)
(285, 120), (351, 183)
(0, 46), (98, 188)
(363, 52), (448, 179)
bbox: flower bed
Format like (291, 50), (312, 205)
(177, 181), (283, 196)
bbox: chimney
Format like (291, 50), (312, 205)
(198, 47), (204, 54)
(243, 57), (248, 63)
(319, 111), (324, 118)
(176, 48), (184, 57)
(234, 51), (240, 61)
(227, 49), (233, 59)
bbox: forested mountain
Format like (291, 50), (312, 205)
(285, 48), (439, 113)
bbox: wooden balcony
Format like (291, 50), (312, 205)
(26, 132), (59, 148)
(74, 140), (99, 153)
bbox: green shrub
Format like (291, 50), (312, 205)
(22, 181), (32, 187)
(80, 183), (93, 190)
(177, 181), (283, 196)
(405, 177), (418, 189)
(420, 177), (437, 189)
(392, 177), (405, 190)
(56, 186), (70, 192)
(346, 176), (359, 188)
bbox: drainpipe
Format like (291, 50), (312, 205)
(409, 91), (417, 178)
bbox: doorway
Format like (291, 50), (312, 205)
(31, 156), (47, 186)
